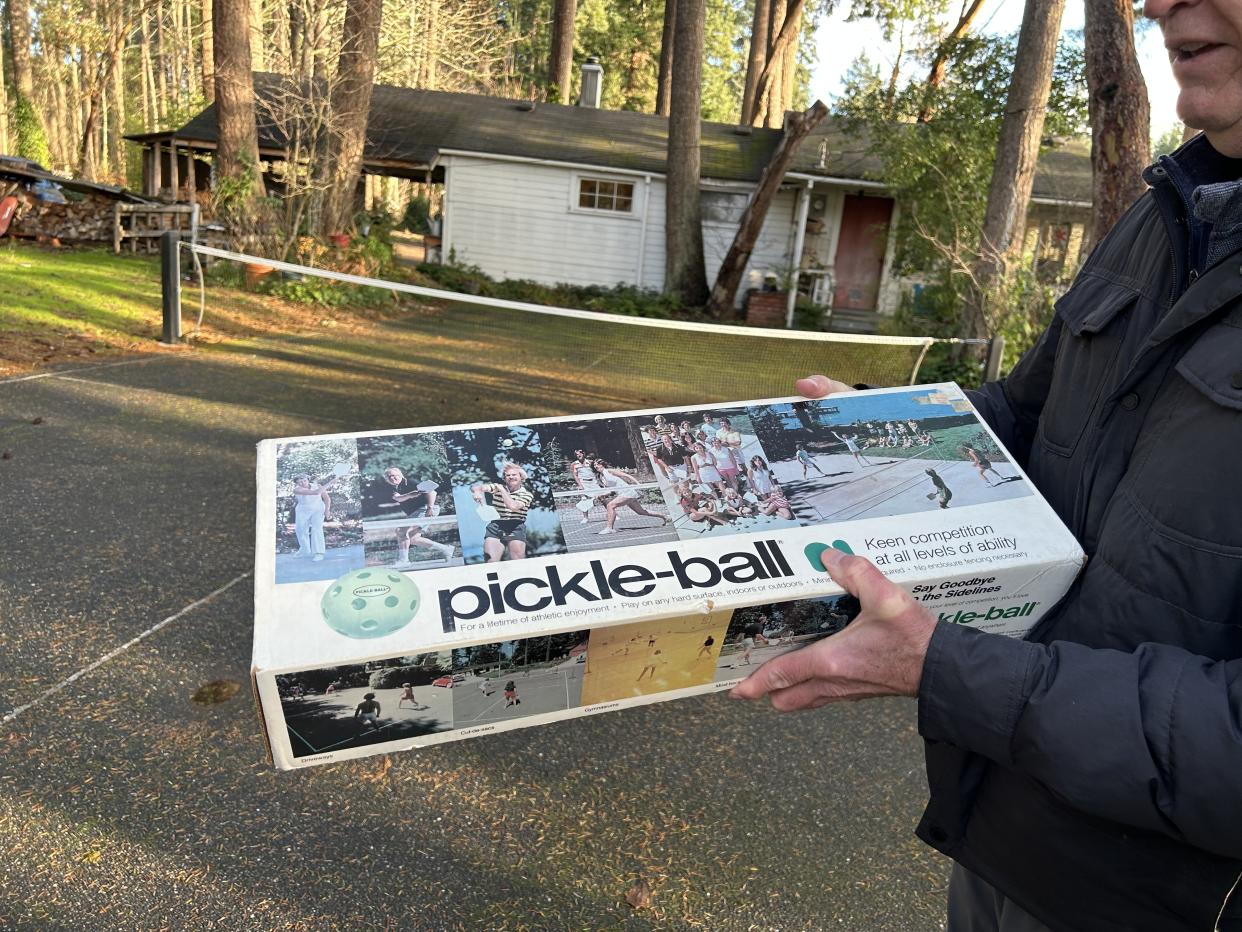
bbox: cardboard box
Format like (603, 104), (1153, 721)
(253, 383), (1084, 769)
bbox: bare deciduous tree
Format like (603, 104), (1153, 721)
(320, 0), (383, 235)
(965, 0), (1066, 340)
(707, 100), (829, 317)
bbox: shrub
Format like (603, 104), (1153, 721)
(401, 195), (433, 234)
(415, 262), (682, 320)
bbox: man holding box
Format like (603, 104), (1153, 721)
(733, 3), (1242, 929)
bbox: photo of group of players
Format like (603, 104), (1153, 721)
(275, 591), (866, 758)
(275, 630), (589, 757)
(271, 388), (1031, 583)
(747, 389), (1030, 523)
(636, 407), (803, 539)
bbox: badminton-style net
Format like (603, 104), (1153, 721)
(181, 243), (974, 410)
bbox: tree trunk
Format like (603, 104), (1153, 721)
(707, 100), (829, 317)
(0, 28), (9, 154)
(779, 1), (800, 112)
(109, 14), (127, 177)
(69, 58), (83, 160)
(1084, 0), (1149, 245)
(80, 92), (101, 180)
(214, 0), (265, 205)
(656, 0), (676, 117)
(156, 7), (169, 120)
(759, 0), (784, 127)
(964, 0), (1066, 340)
(917, 0), (985, 122)
(320, 0), (384, 236)
(664, 0), (707, 306)
(8, 0), (35, 101)
(425, 0), (439, 88)
(251, 0), (266, 72)
(202, 0), (215, 102)
(753, 0), (804, 128)
(7, 0), (49, 161)
(740, 0), (769, 125)
(548, 0), (576, 104)
(311, 2), (331, 79)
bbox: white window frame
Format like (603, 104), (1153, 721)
(569, 173), (641, 219)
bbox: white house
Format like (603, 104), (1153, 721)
(135, 71), (1093, 330)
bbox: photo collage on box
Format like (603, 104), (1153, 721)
(271, 388), (1031, 584)
(274, 592), (868, 759)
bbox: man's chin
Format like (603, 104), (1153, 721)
(1177, 94), (1242, 155)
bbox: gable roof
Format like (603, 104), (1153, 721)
(135, 73), (1092, 205)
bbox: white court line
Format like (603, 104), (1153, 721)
(1, 571), (252, 724)
(0, 356), (164, 385)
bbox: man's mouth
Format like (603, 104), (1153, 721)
(1171, 42), (1222, 63)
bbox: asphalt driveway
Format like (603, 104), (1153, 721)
(0, 318), (950, 930)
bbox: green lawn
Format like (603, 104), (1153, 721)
(0, 245), (165, 363)
(0, 241), (931, 396)
(0, 242), (403, 377)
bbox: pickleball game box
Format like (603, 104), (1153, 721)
(253, 383), (1085, 769)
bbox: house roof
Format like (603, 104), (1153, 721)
(136, 73), (1092, 205)
(789, 120), (1094, 206)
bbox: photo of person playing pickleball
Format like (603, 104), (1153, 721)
(374, 466), (440, 518)
(472, 462), (535, 562)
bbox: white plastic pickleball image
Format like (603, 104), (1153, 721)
(322, 568), (421, 639)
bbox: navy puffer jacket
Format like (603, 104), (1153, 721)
(915, 141), (1242, 932)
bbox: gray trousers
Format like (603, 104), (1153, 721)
(947, 863), (1053, 932)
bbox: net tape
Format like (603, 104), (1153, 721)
(182, 243), (984, 404)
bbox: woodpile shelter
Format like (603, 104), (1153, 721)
(134, 72), (1093, 327)
(0, 156), (158, 247)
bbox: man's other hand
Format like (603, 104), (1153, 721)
(729, 547), (936, 708)
(795, 374), (853, 398)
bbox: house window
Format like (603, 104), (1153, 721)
(578, 177), (635, 213)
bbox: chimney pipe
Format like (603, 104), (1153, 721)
(579, 56), (603, 109)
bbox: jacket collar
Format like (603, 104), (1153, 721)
(1144, 135), (1242, 276)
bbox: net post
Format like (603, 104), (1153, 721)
(160, 231), (182, 345)
(983, 334), (1005, 383)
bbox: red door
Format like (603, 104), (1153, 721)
(832, 195), (894, 311)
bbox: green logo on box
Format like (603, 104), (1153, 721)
(803, 539), (854, 572)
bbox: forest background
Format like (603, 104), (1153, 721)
(0, 0), (1188, 369)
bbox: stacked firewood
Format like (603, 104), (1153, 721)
(6, 188), (117, 244)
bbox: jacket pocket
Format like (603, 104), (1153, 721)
(1124, 315), (1242, 552)
(1037, 274), (1137, 457)
(1175, 310), (1242, 412)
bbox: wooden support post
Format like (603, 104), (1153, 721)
(169, 140), (180, 204)
(186, 150), (197, 203)
(984, 334), (1005, 383)
(152, 143), (163, 200)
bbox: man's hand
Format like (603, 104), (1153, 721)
(796, 374), (853, 398)
(729, 547), (937, 708)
